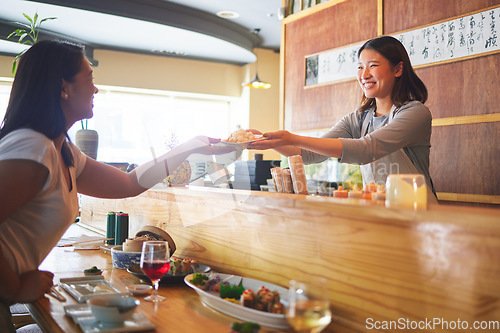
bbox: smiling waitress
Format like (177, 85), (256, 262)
(249, 35), (437, 202)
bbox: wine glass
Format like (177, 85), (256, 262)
(286, 278), (332, 333)
(140, 241), (171, 302)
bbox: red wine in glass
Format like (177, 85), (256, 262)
(141, 261), (171, 281)
(140, 241), (170, 302)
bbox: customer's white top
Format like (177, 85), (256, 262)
(0, 129), (86, 274)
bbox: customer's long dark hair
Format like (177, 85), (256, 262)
(357, 36), (428, 114)
(0, 40), (85, 166)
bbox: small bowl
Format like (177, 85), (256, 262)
(126, 284), (152, 296)
(88, 295), (139, 326)
(83, 269), (103, 276)
(111, 246), (142, 270)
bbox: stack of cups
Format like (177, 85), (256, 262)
(281, 169), (294, 193)
(270, 167), (284, 193)
(288, 155), (309, 195)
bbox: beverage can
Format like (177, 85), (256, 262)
(115, 212), (129, 246)
(106, 212), (116, 245)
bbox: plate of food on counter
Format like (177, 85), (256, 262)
(127, 257), (210, 285)
(184, 272), (289, 329)
(220, 129), (268, 149)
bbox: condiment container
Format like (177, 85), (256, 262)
(333, 186), (348, 198)
(115, 212), (129, 246)
(348, 190), (363, 199)
(106, 212), (116, 245)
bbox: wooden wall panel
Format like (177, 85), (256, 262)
(430, 122), (499, 195)
(384, 0), (500, 34)
(383, 0), (500, 203)
(417, 54), (499, 118)
(284, 0), (378, 131)
(290, 82), (361, 131)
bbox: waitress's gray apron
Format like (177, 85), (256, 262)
(360, 108), (438, 204)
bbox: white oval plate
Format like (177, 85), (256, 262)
(219, 137), (268, 149)
(184, 273), (289, 329)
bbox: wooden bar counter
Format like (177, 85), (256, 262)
(80, 185), (500, 332)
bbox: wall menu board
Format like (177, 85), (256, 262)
(305, 6), (500, 87)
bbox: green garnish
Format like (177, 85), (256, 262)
(84, 266), (100, 273)
(220, 281), (245, 299)
(190, 273), (209, 285)
(231, 322), (261, 333)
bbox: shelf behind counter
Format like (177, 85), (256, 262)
(80, 185), (500, 332)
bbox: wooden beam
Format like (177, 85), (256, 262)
(377, 0), (384, 36)
(437, 192), (500, 204)
(432, 113), (500, 127)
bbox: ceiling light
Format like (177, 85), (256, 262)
(216, 11), (240, 19)
(241, 29), (270, 89)
(242, 73), (271, 89)
(241, 28), (271, 89)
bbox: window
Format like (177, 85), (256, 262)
(0, 79), (246, 166)
(0, 80), (12, 119)
(67, 86), (244, 165)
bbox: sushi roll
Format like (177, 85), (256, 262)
(171, 257), (182, 275)
(271, 302), (284, 314)
(240, 289), (255, 308)
(256, 286), (270, 299)
(259, 291), (278, 312)
(190, 258), (199, 272)
(181, 258), (192, 274)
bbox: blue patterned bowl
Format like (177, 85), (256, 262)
(111, 246), (141, 269)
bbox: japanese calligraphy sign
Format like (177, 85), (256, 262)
(305, 6), (499, 87)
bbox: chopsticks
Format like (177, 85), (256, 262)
(58, 238), (113, 247)
(47, 286), (66, 302)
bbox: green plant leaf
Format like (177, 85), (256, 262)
(15, 30), (28, 36)
(18, 22), (31, 30)
(15, 50), (26, 59)
(7, 29), (23, 39)
(23, 13), (34, 25)
(40, 17), (57, 23)
(18, 33), (28, 43)
(8, 12), (57, 77)
(11, 61), (17, 77)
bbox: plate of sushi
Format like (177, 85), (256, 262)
(127, 257), (210, 285)
(220, 129), (268, 149)
(184, 272), (289, 329)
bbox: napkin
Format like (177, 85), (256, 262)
(73, 235), (106, 250)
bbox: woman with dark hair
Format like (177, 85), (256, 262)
(249, 35), (437, 201)
(0, 40), (221, 331)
